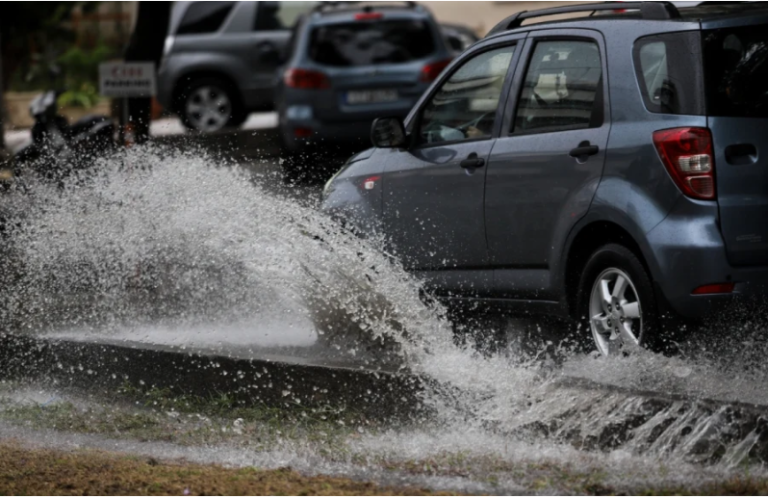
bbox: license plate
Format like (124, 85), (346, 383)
(346, 89), (398, 105)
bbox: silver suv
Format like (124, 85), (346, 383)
(157, 1), (317, 132)
(322, 2), (768, 355)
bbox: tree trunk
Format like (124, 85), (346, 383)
(124, 2), (172, 144)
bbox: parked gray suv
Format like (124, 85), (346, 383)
(157, 1), (316, 132)
(322, 2), (768, 355)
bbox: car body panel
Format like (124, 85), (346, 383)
(486, 29), (610, 272)
(702, 14), (768, 267)
(381, 140), (495, 271)
(157, 1), (315, 113)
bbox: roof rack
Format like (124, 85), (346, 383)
(312, 1), (420, 15)
(486, 2), (680, 37)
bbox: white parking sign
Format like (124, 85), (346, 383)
(99, 62), (157, 98)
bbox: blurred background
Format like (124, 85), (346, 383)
(0, 1), (577, 144)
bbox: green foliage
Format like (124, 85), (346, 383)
(56, 42), (112, 108)
(1, 2), (107, 99)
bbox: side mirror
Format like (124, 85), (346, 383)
(370, 117), (407, 148)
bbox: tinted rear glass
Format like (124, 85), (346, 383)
(309, 20), (436, 67)
(703, 24), (768, 118)
(177, 2), (234, 35)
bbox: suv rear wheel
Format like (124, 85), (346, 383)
(177, 77), (245, 132)
(576, 244), (658, 355)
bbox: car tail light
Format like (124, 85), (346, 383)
(284, 68), (330, 90)
(692, 283), (735, 295)
(653, 127), (716, 200)
(361, 176), (380, 190)
(355, 12), (383, 21)
(294, 127), (313, 138)
(420, 58), (453, 83)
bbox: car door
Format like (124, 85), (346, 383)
(229, 2), (317, 107)
(381, 41), (521, 294)
(485, 30), (610, 298)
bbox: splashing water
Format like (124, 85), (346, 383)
(3, 144), (768, 488)
(0, 145), (550, 425)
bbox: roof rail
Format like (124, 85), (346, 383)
(312, 1), (420, 15)
(486, 2), (680, 37)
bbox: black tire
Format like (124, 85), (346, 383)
(175, 77), (245, 132)
(575, 243), (660, 355)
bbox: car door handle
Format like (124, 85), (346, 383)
(460, 152), (485, 169)
(725, 143), (757, 165)
(569, 141), (599, 159)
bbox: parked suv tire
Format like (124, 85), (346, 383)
(176, 77), (246, 133)
(576, 244), (659, 355)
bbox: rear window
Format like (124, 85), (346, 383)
(633, 32), (705, 115)
(177, 2), (235, 35)
(703, 24), (768, 118)
(309, 20), (436, 67)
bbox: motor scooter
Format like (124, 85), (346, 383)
(14, 68), (117, 182)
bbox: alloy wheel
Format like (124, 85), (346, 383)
(185, 86), (232, 132)
(588, 268), (642, 355)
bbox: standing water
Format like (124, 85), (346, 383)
(1, 145), (768, 493)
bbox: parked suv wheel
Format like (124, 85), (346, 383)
(177, 77), (245, 132)
(576, 244), (658, 355)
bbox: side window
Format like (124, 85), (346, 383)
(254, 2), (317, 31)
(638, 41), (669, 108)
(633, 32), (704, 116)
(419, 45), (515, 145)
(177, 2), (235, 35)
(513, 40), (603, 134)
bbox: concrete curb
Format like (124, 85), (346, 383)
(0, 333), (424, 420)
(6, 332), (768, 464)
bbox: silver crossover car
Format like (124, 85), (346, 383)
(323, 2), (768, 355)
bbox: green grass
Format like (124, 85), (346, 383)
(2, 385), (767, 494)
(0, 384), (372, 452)
(0, 442), (447, 495)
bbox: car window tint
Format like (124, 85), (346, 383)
(177, 2), (235, 35)
(633, 32), (705, 115)
(639, 42), (669, 106)
(704, 24), (768, 118)
(309, 20), (436, 66)
(254, 2), (317, 31)
(513, 40), (602, 134)
(419, 46), (514, 145)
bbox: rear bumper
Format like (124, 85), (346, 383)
(280, 118), (373, 153)
(646, 199), (768, 319)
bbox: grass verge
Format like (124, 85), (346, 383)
(0, 441), (448, 495)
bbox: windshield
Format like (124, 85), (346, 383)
(309, 20), (436, 67)
(703, 24), (768, 118)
